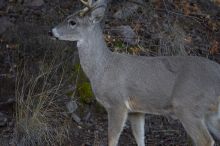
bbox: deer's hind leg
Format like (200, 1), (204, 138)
(107, 106), (128, 146)
(177, 111), (214, 146)
(129, 113), (145, 146)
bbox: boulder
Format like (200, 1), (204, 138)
(112, 25), (137, 45)
(0, 112), (8, 127)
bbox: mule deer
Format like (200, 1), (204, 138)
(51, 0), (220, 145)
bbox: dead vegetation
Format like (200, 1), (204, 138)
(14, 38), (74, 146)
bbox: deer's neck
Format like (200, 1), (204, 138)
(77, 25), (111, 81)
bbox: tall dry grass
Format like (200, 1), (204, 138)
(15, 38), (75, 146)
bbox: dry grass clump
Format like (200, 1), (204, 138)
(15, 66), (70, 145)
(15, 42), (74, 146)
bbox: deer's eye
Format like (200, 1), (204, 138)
(69, 20), (76, 26)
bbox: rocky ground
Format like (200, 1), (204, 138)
(0, 0), (220, 145)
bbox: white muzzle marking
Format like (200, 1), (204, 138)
(52, 28), (60, 38)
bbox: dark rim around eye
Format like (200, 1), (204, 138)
(69, 20), (76, 26)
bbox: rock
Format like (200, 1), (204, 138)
(112, 25), (137, 45)
(0, 0), (7, 10)
(66, 101), (78, 113)
(81, 143), (92, 146)
(59, 0), (73, 9)
(85, 122), (93, 127)
(71, 113), (81, 124)
(113, 1), (141, 19)
(8, 121), (13, 127)
(0, 97), (16, 107)
(0, 17), (13, 35)
(25, 0), (45, 8)
(0, 113), (8, 127)
(17, 0), (24, 4)
(7, 97), (15, 104)
(83, 112), (91, 122)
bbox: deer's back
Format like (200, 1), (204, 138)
(92, 54), (220, 115)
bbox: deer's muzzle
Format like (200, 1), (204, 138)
(49, 28), (60, 40)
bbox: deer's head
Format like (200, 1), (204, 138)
(51, 0), (107, 42)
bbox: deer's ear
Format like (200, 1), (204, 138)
(90, 6), (106, 23)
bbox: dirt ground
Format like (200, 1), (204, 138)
(0, 0), (220, 145)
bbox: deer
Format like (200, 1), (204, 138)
(50, 0), (220, 145)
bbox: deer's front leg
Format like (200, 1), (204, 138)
(129, 113), (145, 146)
(107, 106), (128, 146)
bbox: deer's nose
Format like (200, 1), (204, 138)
(48, 30), (53, 37)
(49, 29), (59, 40)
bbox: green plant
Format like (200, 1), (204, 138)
(77, 82), (94, 104)
(70, 63), (95, 104)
